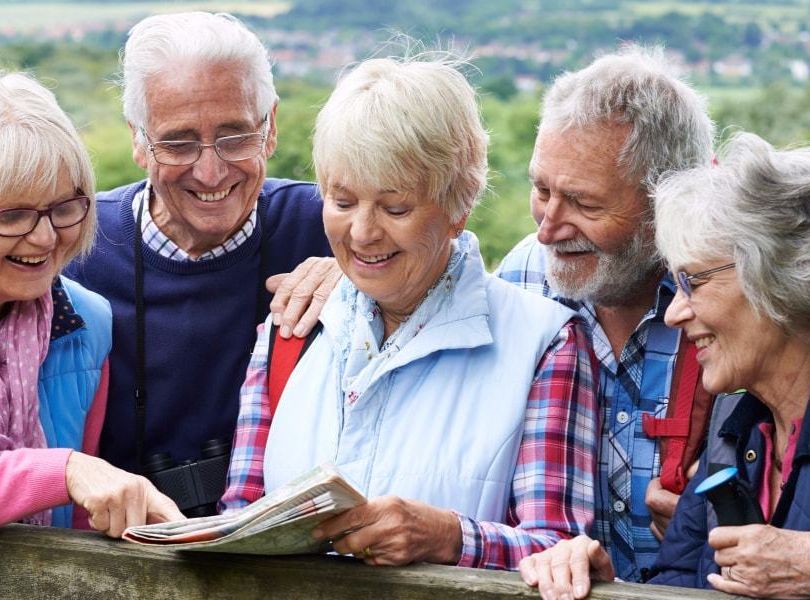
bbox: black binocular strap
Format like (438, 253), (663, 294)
(134, 195), (147, 473)
(132, 195), (272, 474)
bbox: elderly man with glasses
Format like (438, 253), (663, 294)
(64, 12), (331, 516)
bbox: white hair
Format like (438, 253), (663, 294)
(655, 132), (810, 334)
(541, 44), (715, 195)
(121, 12), (277, 129)
(0, 72), (96, 259)
(313, 54), (488, 222)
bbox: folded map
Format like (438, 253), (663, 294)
(123, 463), (366, 555)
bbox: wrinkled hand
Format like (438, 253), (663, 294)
(519, 535), (614, 600)
(65, 452), (184, 538)
(266, 257), (342, 339)
(311, 495), (461, 566)
(646, 460), (697, 540)
(707, 525), (810, 598)
(645, 477), (680, 541)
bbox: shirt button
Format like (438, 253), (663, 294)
(613, 500), (626, 513)
(616, 411), (630, 424)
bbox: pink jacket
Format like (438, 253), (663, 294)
(0, 359), (108, 526)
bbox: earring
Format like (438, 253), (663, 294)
(455, 229), (463, 238)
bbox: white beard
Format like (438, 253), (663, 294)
(544, 223), (662, 306)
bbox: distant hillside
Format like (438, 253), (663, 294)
(261, 0), (810, 85)
(2, 0), (809, 87)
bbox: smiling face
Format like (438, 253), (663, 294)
(132, 60), (276, 256)
(529, 123), (662, 305)
(0, 176), (84, 306)
(664, 259), (789, 395)
(322, 178), (460, 326)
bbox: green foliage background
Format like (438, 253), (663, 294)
(3, 39), (810, 268)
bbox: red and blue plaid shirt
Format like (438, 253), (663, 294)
(221, 317), (598, 570)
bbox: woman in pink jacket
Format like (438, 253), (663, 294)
(0, 72), (182, 537)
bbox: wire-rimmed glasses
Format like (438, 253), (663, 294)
(676, 263), (736, 297)
(140, 115), (269, 166)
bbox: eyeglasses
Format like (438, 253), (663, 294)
(140, 116), (269, 166)
(0, 196), (91, 237)
(676, 263), (735, 298)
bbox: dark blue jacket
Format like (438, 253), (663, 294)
(64, 179), (331, 474)
(649, 392), (810, 588)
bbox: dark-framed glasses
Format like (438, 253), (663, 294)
(0, 195), (91, 237)
(141, 115), (269, 166)
(676, 263), (735, 298)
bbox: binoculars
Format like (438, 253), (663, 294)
(695, 466), (765, 527)
(144, 438), (231, 518)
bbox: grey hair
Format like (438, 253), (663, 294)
(312, 54), (489, 222)
(0, 72), (96, 259)
(121, 12), (277, 130)
(654, 132), (810, 334)
(541, 44), (715, 194)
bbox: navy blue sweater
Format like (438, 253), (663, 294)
(65, 179), (331, 473)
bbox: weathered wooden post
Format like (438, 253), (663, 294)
(0, 525), (741, 599)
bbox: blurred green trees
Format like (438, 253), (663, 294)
(3, 41), (810, 268)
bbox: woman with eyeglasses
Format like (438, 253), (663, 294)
(0, 72), (183, 536)
(644, 131), (810, 597)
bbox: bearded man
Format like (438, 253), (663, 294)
(498, 45), (714, 586)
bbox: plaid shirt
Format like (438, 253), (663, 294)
(221, 316), (598, 570)
(133, 183), (257, 261)
(496, 234), (680, 582)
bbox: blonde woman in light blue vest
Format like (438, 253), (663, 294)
(223, 54), (599, 570)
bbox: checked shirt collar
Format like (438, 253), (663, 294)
(132, 181), (257, 262)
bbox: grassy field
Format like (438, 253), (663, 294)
(626, 1), (810, 22)
(0, 1), (289, 33)
(700, 85), (762, 107)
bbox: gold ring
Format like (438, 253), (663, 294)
(362, 546), (373, 558)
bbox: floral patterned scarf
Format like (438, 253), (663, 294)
(337, 238), (467, 406)
(0, 291), (54, 525)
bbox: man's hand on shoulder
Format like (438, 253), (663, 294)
(266, 257), (342, 338)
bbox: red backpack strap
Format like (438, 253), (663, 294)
(642, 337), (714, 494)
(267, 322), (323, 417)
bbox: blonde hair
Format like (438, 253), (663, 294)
(313, 55), (488, 222)
(0, 72), (96, 259)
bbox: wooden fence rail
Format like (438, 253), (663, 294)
(0, 524), (742, 599)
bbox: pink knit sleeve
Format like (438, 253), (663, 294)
(0, 447), (72, 525)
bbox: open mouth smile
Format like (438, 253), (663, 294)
(693, 335), (716, 349)
(7, 254), (48, 266)
(355, 251), (398, 264)
(193, 185), (234, 203)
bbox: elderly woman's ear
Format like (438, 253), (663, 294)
(451, 216), (467, 238)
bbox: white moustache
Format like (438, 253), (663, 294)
(546, 238), (599, 253)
